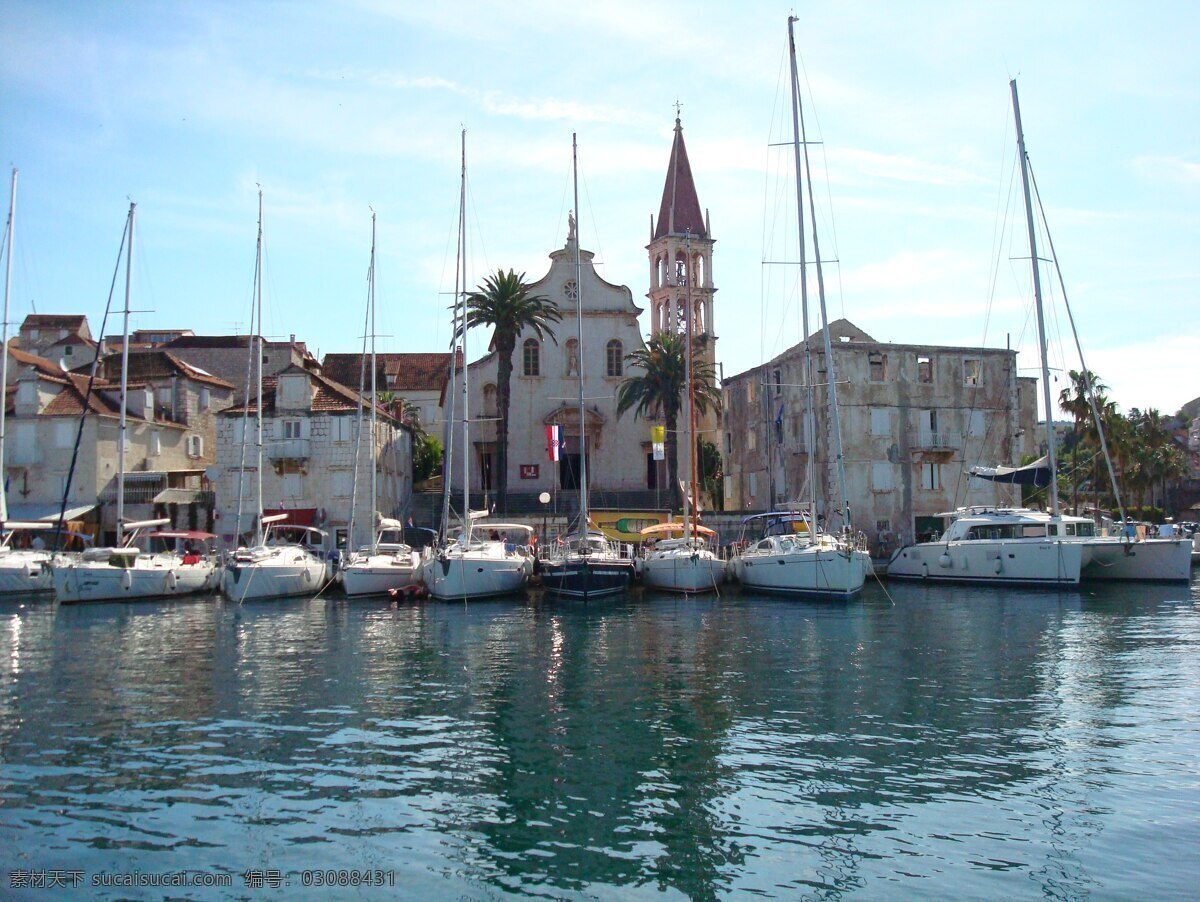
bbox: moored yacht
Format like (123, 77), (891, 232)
(886, 507), (1084, 587)
(539, 529), (633, 600)
(636, 522), (725, 595)
(341, 518), (426, 597)
(423, 522), (534, 601)
(732, 511), (870, 598)
(221, 514), (329, 602)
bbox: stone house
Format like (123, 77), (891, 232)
(721, 320), (1038, 552)
(212, 365), (412, 553)
(320, 351), (451, 434)
(4, 356), (233, 541)
(16, 313), (97, 370)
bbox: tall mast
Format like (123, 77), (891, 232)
(116, 202), (135, 546)
(787, 16), (817, 525)
(0, 169), (16, 524)
(683, 230), (695, 537)
(572, 133), (589, 532)
(460, 137), (471, 537)
(254, 192), (265, 545)
(440, 131), (465, 544)
(795, 24), (851, 531)
(369, 210), (378, 553)
(1011, 78), (1060, 518)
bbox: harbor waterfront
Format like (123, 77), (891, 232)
(2, 579), (1199, 898)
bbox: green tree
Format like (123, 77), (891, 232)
(1058, 368), (1108, 514)
(413, 434), (442, 485)
(455, 269), (562, 513)
(698, 438), (724, 513)
(616, 332), (721, 511)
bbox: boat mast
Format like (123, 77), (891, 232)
(459, 137), (471, 538)
(369, 210), (378, 554)
(786, 16), (817, 529)
(116, 202), (135, 546)
(794, 26), (851, 533)
(1010, 79), (1061, 519)
(682, 230), (695, 538)
(440, 131), (465, 545)
(0, 169), (15, 524)
(572, 133), (589, 534)
(253, 192), (265, 545)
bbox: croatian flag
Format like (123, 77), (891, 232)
(546, 425), (562, 462)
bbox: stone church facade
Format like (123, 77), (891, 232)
(457, 117), (718, 515)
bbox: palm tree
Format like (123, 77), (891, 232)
(456, 269), (561, 512)
(1058, 368), (1108, 514)
(376, 391), (427, 440)
(616, 331), (721, 511)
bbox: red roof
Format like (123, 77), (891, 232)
(321, 352), (451, 393)
(222, 368), (399, 423)
(7, 346), (65, 377)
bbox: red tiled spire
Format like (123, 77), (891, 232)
(654, 117), (707, 240)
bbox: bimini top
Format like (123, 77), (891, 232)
(640, 522), (716, 538)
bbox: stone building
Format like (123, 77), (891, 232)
(721, 319), (1038, 553)
(452, 116), (721, 516)
(320, 351), (451, 433)
(4, 354), (235, 542)
(461, 228), (652, 512)
(16, 313), (97, 370)
(212, 366), (412, 553)
(157, 333), (319, 398)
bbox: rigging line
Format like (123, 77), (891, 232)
(1029, 161), (1128, 523)
(761, 38), (790, 369)
(580, 163), (605, 273)
(54, 210), (129, 549)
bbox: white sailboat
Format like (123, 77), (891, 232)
(730, 17), (871, 599)
(341, 213), (423, 597)
(0, 168), (54, 595)
(888, 80), (1188, 585)
(637, 227), (725, 594)
(539, 134), (635, 600)
(423, 131), (533, 601)
(53, 203), (219, 603)
(220, 192), (327, 602)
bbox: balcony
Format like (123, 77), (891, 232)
(267, 439), (311, 461)
(911, 430), (959, 452)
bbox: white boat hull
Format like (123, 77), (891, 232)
(423, 552), (529, 601)
(341, 552), (423, 597)
(0, 551), (54, 596)
(640, 551), (727, 594)
(221, 552), (328, 602)
(55, 558), (218, 603)
(887, 540), (1082, 587)
(1080, 538), (1192, 582)
(734, 547), (870, 598)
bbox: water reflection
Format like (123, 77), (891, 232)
(0, 579), (1197, 898)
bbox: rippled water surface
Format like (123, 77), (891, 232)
(2, 577), (1199, 898)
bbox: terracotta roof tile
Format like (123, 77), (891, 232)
(321, 352), (451, 393)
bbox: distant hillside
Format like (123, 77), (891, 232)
(1179, 396), (1200, 420)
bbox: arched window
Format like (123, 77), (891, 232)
(606, 339), (623, 377)
(522, 339), (540, 377)
(482, 383), (498, 417)
(565, 338), (579, 376)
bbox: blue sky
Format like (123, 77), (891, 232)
(2, 1), (1197, 419)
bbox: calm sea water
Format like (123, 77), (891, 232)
(1, 576), (1198, 899)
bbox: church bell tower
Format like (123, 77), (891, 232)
(647, 115), (717, 373)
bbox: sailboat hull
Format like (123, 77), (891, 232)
(0, 551), (55, 596)
(221, 550), (328, 602)
(540, 557), (634, 600)
(735, 546), (870, 598)
(423, 550), (529, 601)
(55, 557), (217, 603)
(639, 550), (726, 594)
(341, 552), (424, 597)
